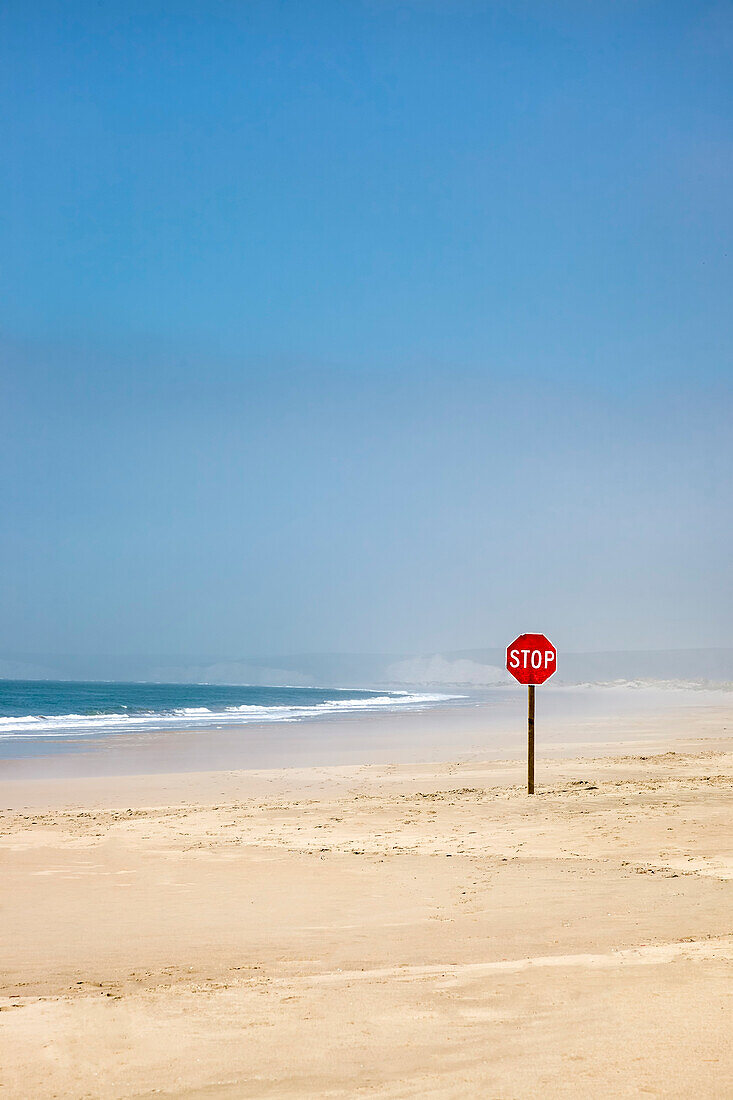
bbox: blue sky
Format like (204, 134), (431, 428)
(1, 1), (731, 660)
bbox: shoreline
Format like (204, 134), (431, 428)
(0, 684), (729, 782)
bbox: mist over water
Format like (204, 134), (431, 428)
(2, 648), (731, 692)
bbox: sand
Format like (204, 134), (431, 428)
(1, 708), (732, 1097)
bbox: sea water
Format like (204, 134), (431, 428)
(0, 679), (457, 758)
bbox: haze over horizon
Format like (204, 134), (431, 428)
(2, 1), (732, 663)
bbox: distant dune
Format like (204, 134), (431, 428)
(1, 648), (732, 689)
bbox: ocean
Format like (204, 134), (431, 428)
(0, 679), (456, 758)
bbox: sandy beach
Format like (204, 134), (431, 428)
(0, 697), (731, 1098)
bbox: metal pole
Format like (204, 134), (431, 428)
(528, 684), (535, 794)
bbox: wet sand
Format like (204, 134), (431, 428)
(1, 684), (728, 779)
(0, 701), (731, 1097)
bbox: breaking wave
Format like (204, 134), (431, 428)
(0, 691), (458, 740)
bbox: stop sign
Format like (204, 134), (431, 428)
(506, 633), (557, 685)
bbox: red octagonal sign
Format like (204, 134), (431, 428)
(506, 633), (557, 685)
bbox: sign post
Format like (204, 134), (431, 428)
(527, 683), (535, 794)
(506, 634), (557, 794)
